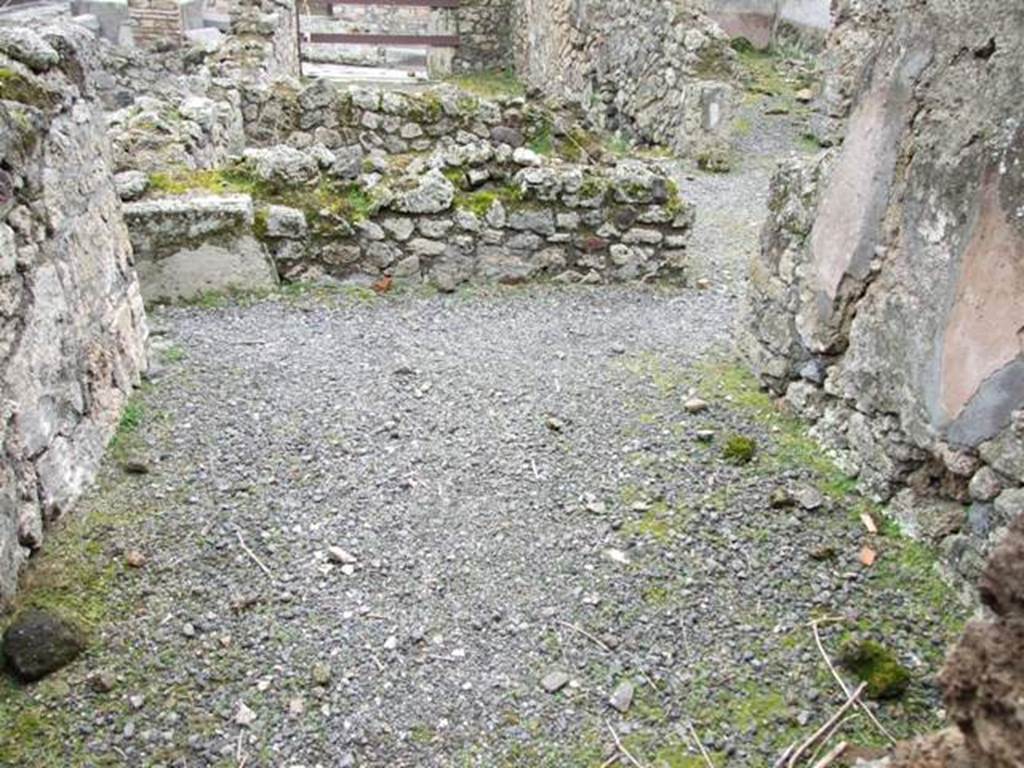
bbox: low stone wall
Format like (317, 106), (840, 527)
(511, 0), (737, 157)
(238, 79), (543, 156)
(228, 0), (299, 79)
(123, 195), (279, 300)
(122, 150), (693, 301)
(744, 0), (1024, 586)
(0, 23), (148, 607)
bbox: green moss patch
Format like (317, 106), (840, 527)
(838, 639), (911, 700)
(147, 166), (376, 233)
(722, 434), (757, 464)
(454, 184), (524, 217)
(0, 68), (57, 110)
(445, 69), (524, 100)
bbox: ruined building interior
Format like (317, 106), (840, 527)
(0, 0), (1021, 766)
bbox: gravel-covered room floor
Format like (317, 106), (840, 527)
(0, 279), (966, 767)
(0, 100), (968, 767)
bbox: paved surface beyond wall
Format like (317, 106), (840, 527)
(705, 0), (830, 48)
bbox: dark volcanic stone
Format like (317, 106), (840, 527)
(2, 609), (87, 682)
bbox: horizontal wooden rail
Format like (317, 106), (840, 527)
(305, 32), (459, 46)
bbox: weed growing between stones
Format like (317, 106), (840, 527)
(445, 69), (525, 100)
(147, 166), (378, 230)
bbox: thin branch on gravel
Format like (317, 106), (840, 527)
(807, 715), (857, 766)
(811, 741), (848, 768)
(639, 669), (659, 693)
(686, 721), (715, 768)
(773, 743), (796, 768)
(599, 753), (621, 768)
(811, 619), (897, 745)
(424, 654), (461, 663)
(235, 530), (274, 580)
(606, 721), (647, 768)
(786, 682), (866, 768)
(558, 620), (612, 653)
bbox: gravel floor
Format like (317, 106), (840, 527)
(2, 280), (964, 768)
(1, 105), (963, 768)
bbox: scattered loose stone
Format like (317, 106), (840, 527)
(88, 670), (116, 693)
(684, 398), (709, 414)
(540, 670), (570, 693)
(125, 550), (147, 568)
(794, 486), (825, 511)
(312, 661), (332, 686)
(545, 416), (566, 432)
(235, 701), (257, 726)
(327, 546), (357, 565)
(122, 459), (150, 475)
(608, 680), (634, 713)
(604, 548), (631, 566)
(1, 610), (87, 681)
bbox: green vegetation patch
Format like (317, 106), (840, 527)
(445, 69), (525, 100)
(148, 166), (376, 233)
(0, 68), (57, 109)
(454, 184), (524, 217)
(838, 639), (912, 700)
(722, 434), (757, 464)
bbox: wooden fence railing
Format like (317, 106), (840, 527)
(297, 0), (459, 76)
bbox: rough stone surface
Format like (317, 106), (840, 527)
(123, 195), (279, 302)
(745, 0), (1024, 580)
(1, 610), (87, 681)
(512, 0), (737, 156)
(0, 24), (148, 606)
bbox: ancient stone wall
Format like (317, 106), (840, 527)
(111, 76), (694, 300)
(452, 0), (512, 73)
(122, 154), (692, 299)
(229, 0), (300, 79)
(0, 23), (149, 606)
(126, 0), (184, 50)
(745, 0), (1024, 587)
(511, 0), (737, 157)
